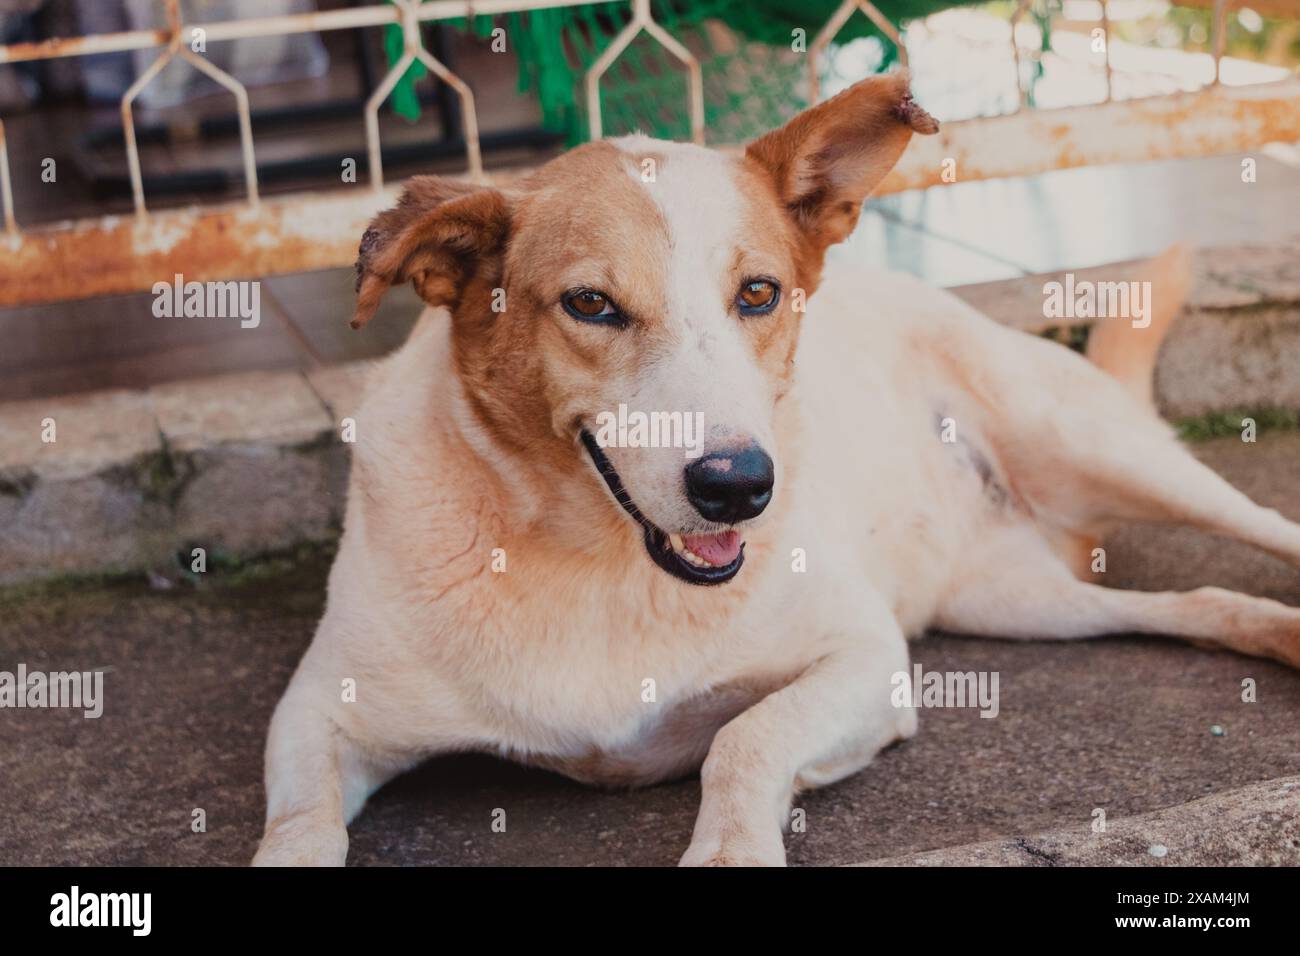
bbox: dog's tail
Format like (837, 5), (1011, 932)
(1084, 243), (1192, 410)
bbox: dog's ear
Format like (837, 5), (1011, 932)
(745, 71), (937, 260)
(351, 176), (512, 329)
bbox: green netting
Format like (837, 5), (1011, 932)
(384, 0), (1018, 144)
(383, 7), (426, 121)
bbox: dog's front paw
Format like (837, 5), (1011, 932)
(679, 831), (786, 867)
(252, 813), (348, 867)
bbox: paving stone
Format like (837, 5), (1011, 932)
(0, 390), (168, 586)
(150, 369), (331, 452)
(0, 389), (159, 482)
(172, 445), (344, 559)
(1157, 305), (1300, 419)
(858, 776), (1300, 866)
(0, 472), (174, 585)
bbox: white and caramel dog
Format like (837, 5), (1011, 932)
(254, 73), (1300, 866)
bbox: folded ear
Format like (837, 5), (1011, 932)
(351, 176), (511, 329)
(745, 71), (937, 262)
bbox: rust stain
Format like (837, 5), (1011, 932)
(0, 31), (168, 63)
(880, 79), (1300, 193)
(0, 207), (358, 308)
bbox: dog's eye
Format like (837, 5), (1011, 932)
(562, 289), (622, 324)
(736, 279), (779, 314)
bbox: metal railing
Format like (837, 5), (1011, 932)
(0, 0), (1296, 308)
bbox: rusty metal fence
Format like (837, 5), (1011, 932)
(0, 0), (1296, 308)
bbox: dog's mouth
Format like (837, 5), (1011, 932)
(580, 430), (745, 586)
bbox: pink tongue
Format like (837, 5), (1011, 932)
(682, 530), (743, 565)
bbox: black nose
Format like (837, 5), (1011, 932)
(684, 446), (774, 523)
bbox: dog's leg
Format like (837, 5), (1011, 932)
(990, 387), (1300, 571)
(937, 526), (1300, 667)
(679, 603), (914, 867)
(252, 676), (387, 867)
(1077, 438), (1300, 568)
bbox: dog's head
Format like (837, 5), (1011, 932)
(353, 72), (936, 586)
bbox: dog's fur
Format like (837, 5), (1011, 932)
(254, 73), (1300, 866)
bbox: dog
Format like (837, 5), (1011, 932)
(253, 72), (1300, 866)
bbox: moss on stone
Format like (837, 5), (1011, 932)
(1176, 407), (1300, 442)
(0, 538), (339, 609)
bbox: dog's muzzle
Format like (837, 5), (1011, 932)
(581, 430), (749, 586)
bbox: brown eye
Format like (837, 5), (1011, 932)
(571, 291), (607, 315)
(737, 279), (779, 314)
(562, 289), (622, 324)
